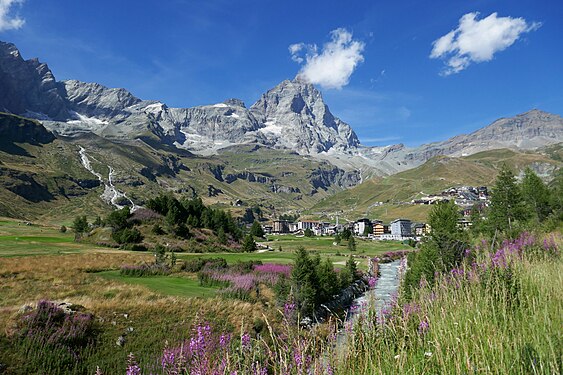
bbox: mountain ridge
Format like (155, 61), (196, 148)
(1, 40), (562, 178)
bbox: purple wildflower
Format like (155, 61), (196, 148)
(418, 317), (430, 335)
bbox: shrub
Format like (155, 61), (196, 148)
(182, 258), (228, 273)
(14, 300), (97, 350)
(151, 223), (165, 235)
(120, 263), (170, 277)
(112, 227), (143, 244)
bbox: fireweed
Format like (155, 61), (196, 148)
(198, 263), (292, 301)
(98, 232), (558, 374)
(338, 231), (561, 374)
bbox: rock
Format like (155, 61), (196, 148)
(250, 79), (360, 154)
(116, 335), (126, 347)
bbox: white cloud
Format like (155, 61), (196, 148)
(289, 28), (365, 89)
(0, 0), (25, 32)
(430, 12), (541, 75)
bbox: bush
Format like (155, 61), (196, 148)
(120, 263), (170, 277)
(121, 243), (148, 252)
(151, 223), (165, 235)
(59, 225), (67, 233)
(14, 300), (97, 350)
(181, 257), (228, 273)
(112, 227), (143, 244)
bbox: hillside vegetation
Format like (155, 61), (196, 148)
(0, 113), (358, 223)
(310, 147), (562, 222)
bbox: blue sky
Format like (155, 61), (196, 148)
(1, 0), (561, 146)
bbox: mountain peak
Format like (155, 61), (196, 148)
(223, 98), (246, 108)
(250, 79), (359, 154)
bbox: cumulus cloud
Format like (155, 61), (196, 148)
(430, 12), (541, 75)
(289, 28), (365, 89)
(0, 0), (25, 32)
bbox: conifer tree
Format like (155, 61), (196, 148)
(250, 221), (265, 238)
(242, 234), (257, 252)
(521, 167), (552, 222)
(72, 215), (89, 233)
(348, 236), (356, 251)
(487, 164), (529, 234)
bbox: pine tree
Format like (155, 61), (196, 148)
(427, 200), (468, 270)
(317, 258), (339, 301)
(334, 234), (341, 245)
(250, 221), (265, 238)
(347, 236), (356, 251)
(291, 247), (319, 315)
(521, 167), (552, 222)
(217, 227), (228, 244)
(242, 234), (257, 252)
(346, 254), (358, 281)
(72, 216), (89, 233)
(487, 164), (529, 234)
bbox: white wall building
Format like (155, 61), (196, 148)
(390, 219), (412, 237)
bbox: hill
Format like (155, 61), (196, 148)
(309, 147), (563, 222)
(0, 113), (360, 222)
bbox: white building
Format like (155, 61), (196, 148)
(390, 219), (412, 237)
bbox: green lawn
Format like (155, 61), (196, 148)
(176, 235), (409, 271)
(97, 271), (219, 298)
(262, 234), (408, 256)
(0, 219), (87, 257)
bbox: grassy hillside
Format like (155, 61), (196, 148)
(0, 113), (357, 224)
(309, 148), (562, 222)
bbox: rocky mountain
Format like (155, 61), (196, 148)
(408, 110), (563, 162)
(1, 40), (562, 179)
(0, 41), (361, 158)
(250, 79), (360, 154)
(0, 42), (67, 120)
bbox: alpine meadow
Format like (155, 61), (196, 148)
(0, 1), (561, 374)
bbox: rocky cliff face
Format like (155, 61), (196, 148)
(62, 80), (141, 119)
(0, 42), (68, 120)
(0, 40), (562, 179)
(251, 79), (360, 154)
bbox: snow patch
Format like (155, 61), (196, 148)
(143, 103), (165, 113)
(260, 118), (283, 135)
(228, 113), (240, 119)
(212, 103), (229, 108)
(68, 111), (108, 126)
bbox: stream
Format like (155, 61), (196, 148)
(78, 146), (139, 211)
(335, 258), (404, 349)
(349, 259), (403, 319)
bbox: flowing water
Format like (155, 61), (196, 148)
(349, 259), (403, 319)
(335, 258), (403, 349)
(78, 146), (139, 211)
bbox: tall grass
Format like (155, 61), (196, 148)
(337, 232), (562, 374)
(117, 232), (560, 374)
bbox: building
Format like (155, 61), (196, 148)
(391, 219), (412, 237)
(353, 218), (372, 236)
(272, 220), (290, 234)
(413, 223), (429, 237)
(373, 222), (385, 236)
(297, 220), (318, 231)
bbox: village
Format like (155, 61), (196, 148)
(263, 185), (490, 241)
